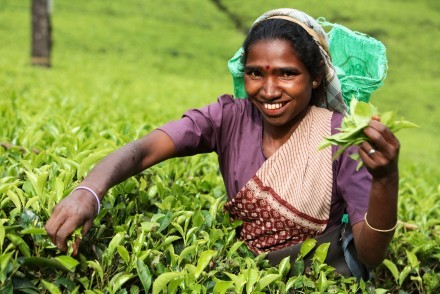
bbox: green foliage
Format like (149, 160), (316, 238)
(0, 0), (439, 293)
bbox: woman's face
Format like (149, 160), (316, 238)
(244, 39), (319, 131)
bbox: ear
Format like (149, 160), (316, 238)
(312, 75), (323, 89)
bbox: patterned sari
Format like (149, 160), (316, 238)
(224, 106), (334, 254)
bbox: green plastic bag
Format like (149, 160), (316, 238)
(228, 19), (388, 106)
(320, 19), (388, 104)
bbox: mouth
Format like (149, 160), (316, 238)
(263, 102), (286, 110)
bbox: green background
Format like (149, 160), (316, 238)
(1, 0), (439, 173)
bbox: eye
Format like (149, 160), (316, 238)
(280, 69), (297, 79)
(245, 69), (262, 79)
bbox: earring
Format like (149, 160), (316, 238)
(312, 81), (318, 87)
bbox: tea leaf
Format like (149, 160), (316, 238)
(213, 279), (234, 294)
(0, 252), (13, 283)
(109, 272), (134, 293)
(195, 250), (216, 279)
(152, 272), (183, 294)
(406, 250), (419, 269)
(299, 238), (317, 258)
(317, 271), (335, 293)
(41, 280), (62, 294)
(292, 260), (304, 276)
(256, 274), (281, 291)
(86, 260), (104, 284)
(136, 259), (152, 293)
(178, 245), (197, 265)
(54, 256), (79, 272)
(107, 232), (125, 257)
(312, 242), (330, 264)
(117, 245), (130, 265)
(278, 256), (291, 277)
(246, 268), (259, 294)
(227, 241), (244, 258)
(399, 265), (412, 286)
(0, 222), (5, 250)
(382, 259), (399, 283)
(6, 234), (31, 257)
(6, 190), (22, 211)
(20, 227), (47, 235)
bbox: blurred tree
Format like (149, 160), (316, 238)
(31, 0), (52, 67)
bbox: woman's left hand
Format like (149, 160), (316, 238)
(359, 118), (400, 179)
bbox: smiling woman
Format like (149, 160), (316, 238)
(45, 8), (400, 281)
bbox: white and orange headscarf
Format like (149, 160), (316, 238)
(228, 8), (348, 114)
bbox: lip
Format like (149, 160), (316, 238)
(258, 100), (290, 116)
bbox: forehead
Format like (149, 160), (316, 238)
(245, 39), (305, 69)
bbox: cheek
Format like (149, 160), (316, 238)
(244, 78), (258, 95)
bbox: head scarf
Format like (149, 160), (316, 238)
(228, 8), (348, 113)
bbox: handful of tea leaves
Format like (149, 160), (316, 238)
(318, 99), (419, 170)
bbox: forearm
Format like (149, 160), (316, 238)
(355, 171), (399, 267)
(79, 140), (146, 199)
(79, 130), (176, 200)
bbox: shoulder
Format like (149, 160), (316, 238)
(215, 94), (253, 112)
(211, 95), (258, 124)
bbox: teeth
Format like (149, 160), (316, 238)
(264, 103), (284, 110)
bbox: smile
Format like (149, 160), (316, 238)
(264, 102), (286, 110)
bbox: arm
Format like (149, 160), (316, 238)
(351, 119), (400, 267)
(45, 130), (176, 253)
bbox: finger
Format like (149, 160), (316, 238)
(372, 115), (380, 121)
(359, 141), (378, 167)
(55, 216), (85, 252)
(363, 124), (397, 158)
(72, 237), (81, 256)
(45, 207), (69, 245)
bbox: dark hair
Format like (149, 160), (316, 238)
(241, 19), (326, 105)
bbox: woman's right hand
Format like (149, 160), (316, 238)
(45, 130), (176, 255)
(45, 189), (99, 255)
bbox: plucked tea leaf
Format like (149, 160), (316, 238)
(319, 99), (419, 168)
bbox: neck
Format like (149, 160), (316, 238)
(262, 106), (310, 157)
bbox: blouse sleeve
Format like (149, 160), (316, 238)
(332, 113), (372, 225)
(157, 95), (237, 157)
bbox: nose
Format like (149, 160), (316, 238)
(261, 76), (281, 100)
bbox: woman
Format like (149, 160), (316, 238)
(45, 8), (399, 278)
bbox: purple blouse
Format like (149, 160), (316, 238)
(158, 95), (371, 230)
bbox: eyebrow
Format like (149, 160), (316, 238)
(244, 65), (300, 72)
